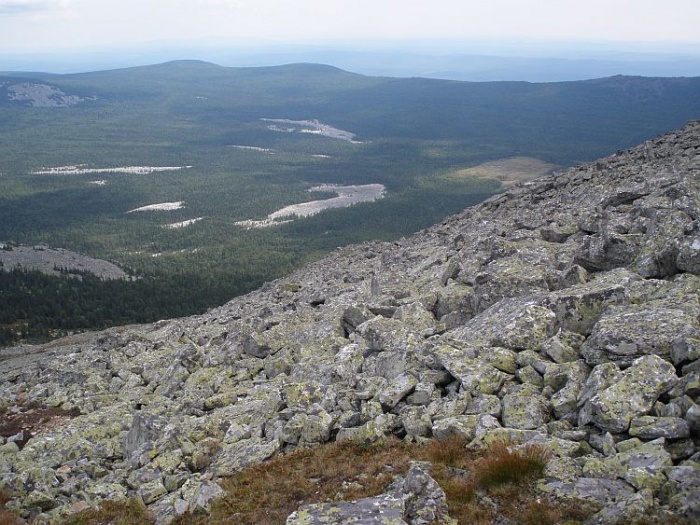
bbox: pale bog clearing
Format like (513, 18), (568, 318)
(32, 165), (192, 175)
(236, 184), (386, 229)
(231, 145), (275, 154)
(262, 118), (361, 143)
(163, 218), (203, 229)
(449, 156), (559, 187)
(128, 202), (185, 213)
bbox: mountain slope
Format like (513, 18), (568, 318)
(1, 121), (700, 522)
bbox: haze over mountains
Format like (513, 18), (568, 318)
(2, 40), (699, 81)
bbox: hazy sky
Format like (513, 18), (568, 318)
(1, 0), (699, 54)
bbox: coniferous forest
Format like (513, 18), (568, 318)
(1, 61), (700, 345)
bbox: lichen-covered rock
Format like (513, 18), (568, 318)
(432, 346), (507, 395)
(628, 416), (691, 439)
(501, 389), (552, 430)
(286, 495), (407, 525)
(658, 465), (700, 519)
(543, 271), (633, 335)
(580, 355), (678, 433)
(432, 416), (480, 442)
(398, 462), (451, 525)
(285, 461), (451, 525)
(581, 303), (700, 366)
(378, 374), (418, 410)
(585, 488), (654, 525)
(210, 437), (280, 476)
(448, 298), (557, 351)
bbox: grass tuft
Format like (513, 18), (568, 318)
(473, 441), (551, 489)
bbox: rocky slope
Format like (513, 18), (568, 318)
(0, 244), (128, 280)
(2, 121), (700, 524)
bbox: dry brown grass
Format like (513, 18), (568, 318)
(175, 439), (415, 525)
(171, 436), (590, 525)
(4, 436), (592, 525)
(64, 499), (155, 525)
(0, 489), (20, 525)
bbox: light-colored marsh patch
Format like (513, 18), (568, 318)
(127, 202), (185, 213)
(449, 157), (559, 187)
(32, 165), (192, 175)
(262, 118), (361, 143)
(236, 184), (386, 229)
(163, 218), (203, 229)
(231, 145), (275, 154)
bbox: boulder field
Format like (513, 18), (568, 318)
(2, 121), (700, 523)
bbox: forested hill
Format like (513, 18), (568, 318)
(1, 61), (699, 346)
(3, 61), (700, 165)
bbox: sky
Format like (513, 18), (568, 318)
(1, 0), (700, 56)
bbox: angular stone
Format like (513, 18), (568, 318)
(616, 438), (674, 472)
(543, 271), (632, 335)
(501, 391), (551, 430)
(471, 257), (550, 313)
(401, 407), (433, 439)
(211, 438), (280, 476)
(515, 365), (544, 388)
(466, 394), (502, 418)
(122, 413), (169, 466)
(539, 477), (635, 504)
(336, 414), (398, 446)
(481, 347), (517, 374)
(577, 362), (620, 407)
(300, 407), (334, 444)
(138, 479), (168, 505)
(581, 456), (625, 480)
(628, 416), (691, 439)
(399, 462), (450, 525)
(432, 416), (479, 442)
(331, 344), (363, 386)
(452, 299), (557, 351)
(685, 403), (700, 435)
(405, 382), (435, 406)
(377, 374), (418, 410)
(581, 355), (678, 433)
(283, 382), (334, 412)
(286, 494), (407, 525)
(433, 346), (507, 395)
(586, 489), (654, 525)
(581, 304), (700, 366)
(542, 335), (580, 364)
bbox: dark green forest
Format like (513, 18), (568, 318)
(1, 61), (699, 345)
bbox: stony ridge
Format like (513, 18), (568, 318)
(1, 121), (700, 523)
(0, 244), (128, 280)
